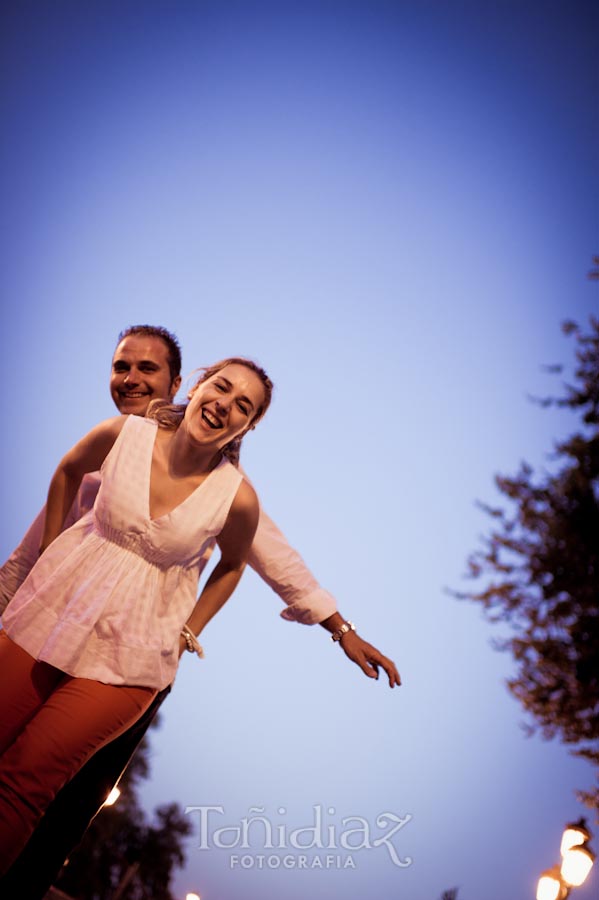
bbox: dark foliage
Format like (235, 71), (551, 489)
(55, 724), (191, 900)
(455, 276), (599, 810)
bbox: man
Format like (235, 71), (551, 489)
(0, 325), (399, 898)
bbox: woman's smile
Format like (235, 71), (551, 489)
(201, 408), (224, 430)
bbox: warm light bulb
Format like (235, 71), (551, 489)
(102, 786), (121, 807)
(536, 872), (562, 900)
(185, 894), (201, 900)
(560, 824), (589, 857)
(561, 845), (594, 887)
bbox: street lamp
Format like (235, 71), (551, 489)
(536, 819), (595, 900)
(560, 821), (591, 857)
(562, 843), (595, 888)
(536, 866), (562, 900)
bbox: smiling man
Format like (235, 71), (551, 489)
(110, 329), (182, 414)
(0, 324), (399, 899)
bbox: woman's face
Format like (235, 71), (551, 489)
(184, 363), (266, 452)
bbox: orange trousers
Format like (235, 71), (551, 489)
(0, 632), (157, 875)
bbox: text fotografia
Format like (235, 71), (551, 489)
(184, 805), (412, 869)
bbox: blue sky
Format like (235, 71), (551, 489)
(1, 1), (598, 898)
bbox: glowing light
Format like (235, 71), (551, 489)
(536, 869), (562, 900)
(560, 844), (594, 887)
(560, 822), (590, 857)
(102, 786), (121, 807)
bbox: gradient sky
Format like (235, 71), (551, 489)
(1, 2), (598, 899)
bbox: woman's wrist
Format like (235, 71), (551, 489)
(181, 624), (205, 658)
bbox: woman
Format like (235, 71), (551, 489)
(0, 356), (273, 874)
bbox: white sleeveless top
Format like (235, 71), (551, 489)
(3, 416), (243, 689)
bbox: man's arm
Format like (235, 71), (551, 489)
(247, 504), (338, 624)
(318, 611), (401, 688)
(0, 509), (46, 615)
(0, 474), (103, 615)
(1, 459), (112, 620)
(242, 473), (401, 689)
(0, 473), (103, 618)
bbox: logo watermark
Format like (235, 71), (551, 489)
(184, 804), (413, 870)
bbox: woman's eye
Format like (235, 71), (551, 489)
(215, 383), (226, 392)
(238, 403), (248, 415)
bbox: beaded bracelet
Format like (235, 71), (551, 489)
(181, 624), (205, 659)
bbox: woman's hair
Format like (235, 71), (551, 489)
(146, 357), (273, 466)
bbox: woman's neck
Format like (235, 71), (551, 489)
(160, 424), (222, 479)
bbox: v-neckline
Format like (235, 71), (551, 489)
(146, 422), (226, 524)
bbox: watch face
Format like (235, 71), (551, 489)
(332, 622), (353, 641)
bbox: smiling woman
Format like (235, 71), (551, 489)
(148, 357), (273, 466)
(0, 356), (273, 875)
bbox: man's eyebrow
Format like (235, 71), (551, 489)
(113, 358), (160, 367)
(216, 376), (255, 410)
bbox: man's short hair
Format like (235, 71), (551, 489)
(116, 325), (182, 382)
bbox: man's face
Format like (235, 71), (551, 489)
(110, 335), (181, 415)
